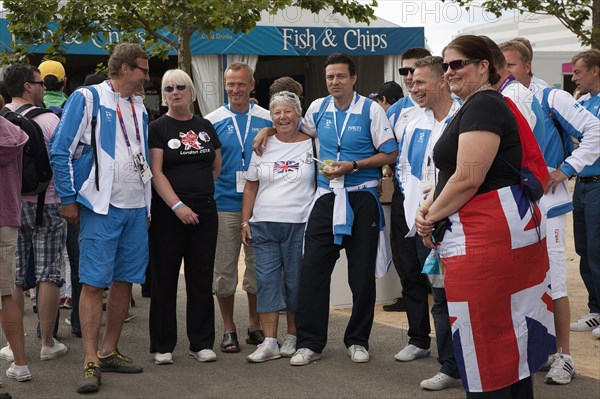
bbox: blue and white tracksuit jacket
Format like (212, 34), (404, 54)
(398, 99), (462, 233)
(573, 91), (600, 177)
(49, 81), (151, 216)
(530, 85), (600, 218)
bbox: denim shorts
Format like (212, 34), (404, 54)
(250, 221), (305, 313)
(79, 205), (148, 288)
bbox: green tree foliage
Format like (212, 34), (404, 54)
(448, 0), (599, 49)
(2, 0), (378, 72)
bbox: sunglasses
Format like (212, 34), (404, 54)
(398, 67), (416, 76)
(163, 84), (188, 93)
(131, 65), (150, 75)
(441, 59), (481, 73)
(27, 81), (45, 86)
(274, 91), (299, 100)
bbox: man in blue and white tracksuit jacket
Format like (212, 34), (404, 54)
(567, 50), (600, 339)
(384, 51), (431, 362)
(395, 57), (463, 390)
(532, 83), (599, 381)
(49, 43), (151, 393)
(502, 43), (600, 385)
(291, 53), (397, 366)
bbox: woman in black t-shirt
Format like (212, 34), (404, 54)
(415, 36), (552, 398)
(148, 69), (222, 365)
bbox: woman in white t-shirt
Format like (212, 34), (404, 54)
(241, 91), (315, 363)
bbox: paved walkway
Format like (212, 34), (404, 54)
(1, 281), (598, 398)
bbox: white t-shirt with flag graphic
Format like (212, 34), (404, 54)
(246, 135), (315, 223)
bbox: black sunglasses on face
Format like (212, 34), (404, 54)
(27, 81), (45, 86)
(398, 67), (416, 76)
(163, 84), (188, 93)
(131, 65), (150, 75)
(442, 59), (481, 73)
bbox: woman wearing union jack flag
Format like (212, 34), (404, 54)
(415, 36), (555, 398)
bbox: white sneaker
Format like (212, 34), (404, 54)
(592, 326), (600, 339)
(541, 352), (560, 371)
(394, 344), (430, 362)
(279, 337), (296, 358)
(0, 345), (14, 362)
(40, 338), (68, 360)
(570, 313), (600, 331)
(290, 348), (321, 366)
(188, 349), (216, 363)
(545, 353), (575, 385)
(6, 362), (31, 382)
(420, 372), (462, 390)
(154, 352), (173, 365)
(246, 343), (281, 363)
(347, 345), (369, 363)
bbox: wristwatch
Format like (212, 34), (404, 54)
(351, 160), (359, 173)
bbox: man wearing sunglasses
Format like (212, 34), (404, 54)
(388, 47), (431, 137)
(50, 43), (151, 393)
(384, 48), (435, 364)
(0, 64), (66, 382)
(398, 55), (463, 391)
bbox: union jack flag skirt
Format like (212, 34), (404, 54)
(439, 184), (556, 393)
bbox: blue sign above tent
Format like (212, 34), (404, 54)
(0, 18), (423, 56)
(190, 26), (424, 55)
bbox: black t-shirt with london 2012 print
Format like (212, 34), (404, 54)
(149, 114), (222, 200)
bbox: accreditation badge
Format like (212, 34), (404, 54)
(236, 171), (246, 193)
(133, 151), (153, 184)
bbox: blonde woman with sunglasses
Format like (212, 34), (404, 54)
(148, 69), (222, 365)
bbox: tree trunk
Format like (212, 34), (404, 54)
(593, 0), (600, 49)
(176, 28), (199, 114)
(177, 28), (193, 75)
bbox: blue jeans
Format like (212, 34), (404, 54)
(573, 180), (600, 313)
(251, 222), (305, 313)
(431, 287), (460, 379)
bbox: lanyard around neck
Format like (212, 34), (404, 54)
(497, 75), (515, 93)
(332, 93), (359, 161)
(227, 104), (253, 167)
(116, 100), (141, 149)
(107, 80), (141, 149)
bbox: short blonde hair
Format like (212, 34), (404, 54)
(269, 91), (302, 118)
(500, 40), (533, 77)
(160, 69), (197, 106)
(224, 63), (255, 83)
